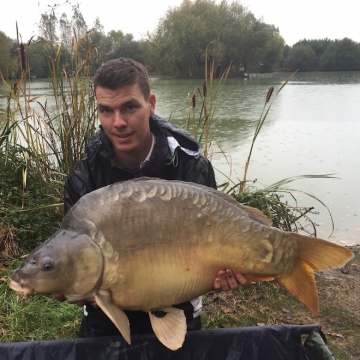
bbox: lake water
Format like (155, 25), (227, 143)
(1, 72), (360, 245)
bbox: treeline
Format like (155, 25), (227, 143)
(0, 0), (359, 79)
(283, 38), (360, 71)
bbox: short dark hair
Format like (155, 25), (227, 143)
(93, 58), (150, 99)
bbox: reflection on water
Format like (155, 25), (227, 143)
(1, 72), (360, 245)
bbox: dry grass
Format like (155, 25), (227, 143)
(0, 225), (25, 262)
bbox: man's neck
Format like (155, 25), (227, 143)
(113, 133), (155, 169)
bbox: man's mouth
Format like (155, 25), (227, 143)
(114, 132), (134, 139)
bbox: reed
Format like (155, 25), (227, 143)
(185, 43), (232, 159)
(0, 29), (99, 252)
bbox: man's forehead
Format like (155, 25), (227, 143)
(96, 85), (146, 105)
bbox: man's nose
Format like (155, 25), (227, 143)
(113, 111), (127, 127)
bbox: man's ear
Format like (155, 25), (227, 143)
(149, 93), (156, 115)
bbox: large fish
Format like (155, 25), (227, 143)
(10, 178), (353, 350)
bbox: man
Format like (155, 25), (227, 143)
(59, 57), (249, 338)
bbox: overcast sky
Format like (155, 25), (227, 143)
(1, 0), (360, 46)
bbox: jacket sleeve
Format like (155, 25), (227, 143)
(64, 157), (94, 214)
(182, 155), (217, 190)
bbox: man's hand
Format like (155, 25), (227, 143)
(214, 269), (251, 292)
(54, 293), (97, 307)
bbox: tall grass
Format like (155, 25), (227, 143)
(0, 34), (98, 176)
(185, 43), (232, 159)
(0, 31), (99, 253)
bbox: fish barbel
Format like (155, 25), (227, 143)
(9, 178), (354, 350)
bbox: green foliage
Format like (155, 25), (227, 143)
(0, 148), (62, 252)
(27, 41), (51, 78)
(282, 38), (360, 72)
(104, 34), (147, 64)
(145, 0), (285, 77)
(283, 44), (317, 71)
(293, 39), (331, 60)
(320, 38), (360, 71)
(32, 4), (147, 77)
(227, 176), (335, 236)
(0, 31), (13, 77)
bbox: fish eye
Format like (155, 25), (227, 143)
(42, 257), (54, 271)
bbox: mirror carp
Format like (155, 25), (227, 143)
(10, 178), (354, 350)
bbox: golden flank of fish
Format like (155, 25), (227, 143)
(9, 178), (354, 350)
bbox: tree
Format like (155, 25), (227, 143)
(27, 41), (49, 78)
(39, 7), (59, 44)
(283, 44), (317, 71)
(0, 31), (13, 77)
(105, 34), (147, 64)
(71, 4), (88, 40)
(146, 0), (284, 77)
(59, 13), (72, 51)
(291, 38), (331, 68)
(320, 38), (360, 71)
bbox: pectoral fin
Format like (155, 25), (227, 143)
(149, 306), (187, 351)
(94, 293), (131, 344)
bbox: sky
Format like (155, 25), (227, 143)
(1, 0), (360, 46)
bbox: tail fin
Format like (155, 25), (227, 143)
(277, 234), (353, 315)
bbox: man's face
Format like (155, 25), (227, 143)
(96, 83), (156, 167)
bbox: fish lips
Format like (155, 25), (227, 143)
(9, 277), (36, 301)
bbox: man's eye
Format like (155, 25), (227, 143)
(126, 105), (136, 112)
(99, 108), (111, 114)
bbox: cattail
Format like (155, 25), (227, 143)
(215, 64), (221, 79)
(19, 43), (26, 73)
(203, 80), (207, 96)
(266, 86), (274, 103)
(192, 93), (196, 108)
(27, 36), (34, 47)
(13, 81), (19, 96)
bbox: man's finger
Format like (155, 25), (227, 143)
(236, 273), (251, 288)
(225, 269), (239, 290)
(218, 270), (230, 291)
(214, 278), (222, 292)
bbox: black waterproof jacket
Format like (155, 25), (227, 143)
(64, 114), (217, 338)
(64, 115), (216, 212)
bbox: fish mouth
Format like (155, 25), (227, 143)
(9, 278), (35, 301)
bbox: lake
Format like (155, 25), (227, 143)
(1, 71), (359, 245)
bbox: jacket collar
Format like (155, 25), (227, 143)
(86, 115), (202, 164)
